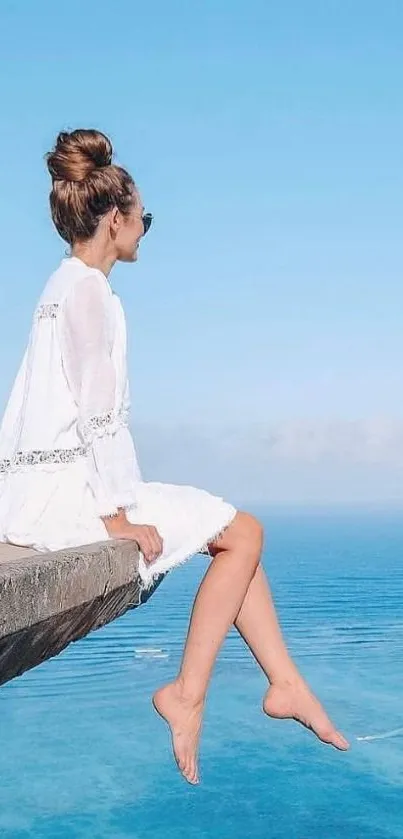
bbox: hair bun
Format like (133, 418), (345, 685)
(46, 129), (113, 183)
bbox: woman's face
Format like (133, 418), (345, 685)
(115, 200), (146, 263)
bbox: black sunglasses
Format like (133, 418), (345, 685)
(142, 212), (153, 236)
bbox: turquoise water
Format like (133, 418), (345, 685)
(1, 509), (403, 838)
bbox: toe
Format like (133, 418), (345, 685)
(333, 731), (350, 750)
(184, 765), (196, 784)
(177, 752), (186, 772)
(319, 726), (349, 750)
(182, 753), (192, 783)
(189, 758), (199, 785)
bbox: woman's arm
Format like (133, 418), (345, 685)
(59, 273), (162, 562)
(102, 508), (163, 562)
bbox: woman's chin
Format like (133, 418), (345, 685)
(120, 248), (139, 264)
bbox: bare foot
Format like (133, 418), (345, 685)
(153, 681), (203, 785)
(263, 679), (350, 751)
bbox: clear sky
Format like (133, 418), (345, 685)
(0, 0), (402, 504)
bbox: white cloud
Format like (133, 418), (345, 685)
(236, 418), (403, 465)
(134, 417), (403, 506)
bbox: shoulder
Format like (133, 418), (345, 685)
(42, 258), (112, 307)
(61, 262), (113, 313)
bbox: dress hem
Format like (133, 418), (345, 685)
(138, 506), (237, 590)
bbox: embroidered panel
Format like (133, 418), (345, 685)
(0, 445), (87, 474)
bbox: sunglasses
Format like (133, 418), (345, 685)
(142, 212), (153, 236)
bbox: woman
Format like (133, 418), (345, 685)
(0, 129), (349, 784)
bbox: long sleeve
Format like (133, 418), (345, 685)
(59, 272), (139, 517)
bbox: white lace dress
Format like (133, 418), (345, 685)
(0, 257), (236, 588)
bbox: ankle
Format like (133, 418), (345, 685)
(268, 662), (302, 689)
(174, 675), (206, 707)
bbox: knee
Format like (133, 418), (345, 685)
(208, 511), (263, 564)
(240, 513), (264, 553)
(234, 512), (264, 564)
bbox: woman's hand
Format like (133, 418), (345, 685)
(119, 522), (163, 564)
(102, 512), (163, 564)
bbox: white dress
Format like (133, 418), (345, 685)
(0, 257), (236, 589)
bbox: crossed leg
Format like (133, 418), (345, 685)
(153, 512), (348, 784)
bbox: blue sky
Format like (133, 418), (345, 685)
(0, 0), (402, 503)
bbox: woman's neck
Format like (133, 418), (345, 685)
(71, 242), (116, 278)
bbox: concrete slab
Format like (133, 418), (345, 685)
(0, 539), (158, 687)
(0, 542), (38, 563)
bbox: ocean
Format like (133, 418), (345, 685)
(1, 508), (403, 838)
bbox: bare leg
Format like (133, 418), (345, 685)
(232, 564), (349, 750)
(153, 512), (348, 785)
(153, 512), (262, 784)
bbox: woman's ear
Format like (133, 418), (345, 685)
(109, 207), (121, 237)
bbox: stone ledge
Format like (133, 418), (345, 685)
(0, 540), (152, 687)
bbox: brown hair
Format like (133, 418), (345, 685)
(46, 129), (137, 244)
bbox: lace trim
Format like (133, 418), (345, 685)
(0, 408), (129, 474)
(0, 445), (87, 474)
(81, 407), (129, 443)
(98, 502), (135, 519)
(35, 303), (59, 320)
